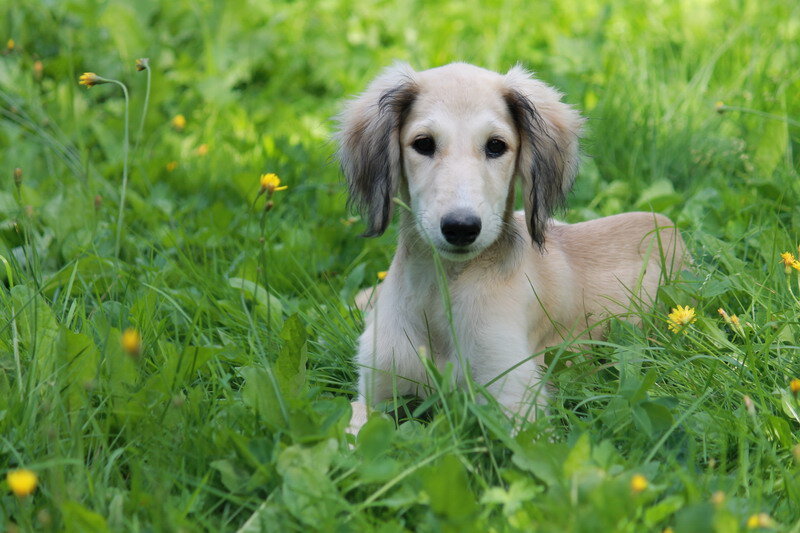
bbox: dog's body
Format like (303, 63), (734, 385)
(337, 63), (685, 431)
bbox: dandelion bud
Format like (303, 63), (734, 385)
(78, 72), (106, 88)
(94, 195), (103, 210)
(265, 200), (274, 212)
(743, 395), (755, 415)
(377, 271), (388, 281)
(196, 143), (209, 156)
(135, 58), (149, 71)
(790, 378), (800, 396)
(711, 491), (725, 506)
(717, 308), (731, 323)
(13, 167), (22, 187)
(6, 38), (14, 51)
(166, 161), (178, 172)
(37, 509), (53, 528)
(714, 101), (725, 114)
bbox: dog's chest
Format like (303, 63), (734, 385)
(405, 271), (506, 364)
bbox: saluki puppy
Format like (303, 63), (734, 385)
(337, 63), (685, 432)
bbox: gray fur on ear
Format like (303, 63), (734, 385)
(335, 63), (418, 237)
(503, 65), (584, 247)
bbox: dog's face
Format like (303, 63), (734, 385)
(337, 62), (583, 257)
(400, 66), (519, 260)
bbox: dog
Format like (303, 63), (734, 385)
(336, 62), (685, 433)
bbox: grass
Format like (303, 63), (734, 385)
(1, 0), (799, 530)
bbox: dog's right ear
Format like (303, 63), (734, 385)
(336, 63), (418, 237)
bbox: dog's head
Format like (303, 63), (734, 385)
(336, 62), (583, 259)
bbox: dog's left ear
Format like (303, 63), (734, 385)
(503, 66), (584, 247)
(336, 63), (419, 237)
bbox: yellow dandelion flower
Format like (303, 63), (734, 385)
(259, 173), (288, 194)
(166, 161), (178, 172)
(663, 528), (674, 533)
(78, 72), (106, 88)
(197, 143), (209, 156)
(792, 260), (800, 272)
(780, 252), (797, 274)
(377, 271), (388, 281)
(33, 60), (43, 78)
(668, 305), (697, 334)
(711, 491), (725, 506)
(6, 38), (14, 51)
(7, 469), (37, 497)
(790, 378), (800, 396)
(747, 513), (774, 529)
(630, 474), (648, 493)
(171, 114), (186, 131)
(121, 328), (142, 357)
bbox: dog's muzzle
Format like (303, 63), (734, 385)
(440, 210), (482, 247)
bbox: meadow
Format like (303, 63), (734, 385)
(1, 0), (799, 531)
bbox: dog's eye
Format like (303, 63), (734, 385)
(485, 138), (507, 158)
(411, 136), (436, 156)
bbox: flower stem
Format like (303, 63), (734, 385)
(135, 65), (151, 152)
(109, 79), (130, 260)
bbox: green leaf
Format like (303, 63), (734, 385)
(241, 366), (286, 429)
(210, 458), (251, 494)
(636, 179), (682, 211)
(674, 503), (715, 533)
(228, 277), (283, 328)
(357, 416), (394, 459)
(644, 494), (685, 525)
(422, 454), (478, 520)
(512, 442), (568, 487)
(60, 500), (110, 533)
(563, 432), (592, 478)
(753, 119), (788, 175)
(276, 439), (345, 526)
(275, 314), (308, 397)
(11, 285), (61, 376)
(60, 329), (100, 409)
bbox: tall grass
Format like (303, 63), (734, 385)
(1, 0), (798, 530)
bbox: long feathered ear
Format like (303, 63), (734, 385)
(335, 63), (419, 237)
(503, 65), (584, 247)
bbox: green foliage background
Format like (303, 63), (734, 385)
(1, 0), (799, 531)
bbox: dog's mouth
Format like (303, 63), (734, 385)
(437, 244), (482, 261)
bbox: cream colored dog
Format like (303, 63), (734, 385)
(337, 63), (685, 433)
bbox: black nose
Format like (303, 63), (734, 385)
(440, 211), (482, 246)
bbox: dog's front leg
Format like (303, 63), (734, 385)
(348, 312), (425, 435)
(459, 326), (548, 423)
